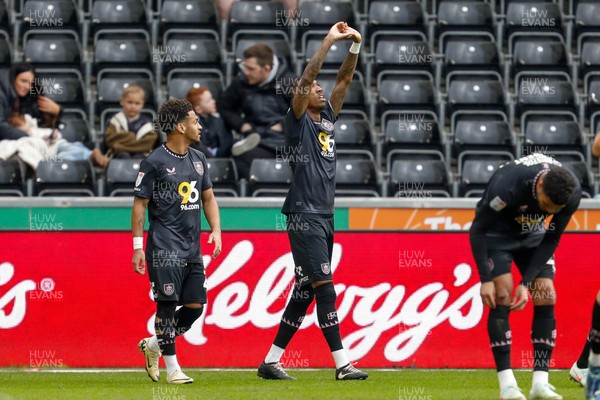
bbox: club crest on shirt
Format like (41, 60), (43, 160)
(489, 196), (507, 211)
(163, 283), (175, 296)
(193, 161), (204, 175)
(321, 262), (331, 275)
(321, 118), (334, 131)
(135, 172), (145, 187)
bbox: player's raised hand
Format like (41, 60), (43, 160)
(208, 230), (222, 258)
(510, 284), (529, 311)
(343, 26), (362, 44)
(480, 281), (496, 308)
(326, 21), (349, 42)
(132, 249), (146, 275)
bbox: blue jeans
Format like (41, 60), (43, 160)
(55, 141), (92, 161)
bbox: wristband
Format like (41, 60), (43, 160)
(133, 237), (143, 250)
(349, 42), (361, 54)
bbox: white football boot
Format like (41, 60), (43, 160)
(570, 361), (588, 387)
(500, 385), (527, 400)
(529, 383), (563, 399)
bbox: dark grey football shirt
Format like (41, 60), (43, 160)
(281, 101), (337, 214)
(134, 144), (213, 262)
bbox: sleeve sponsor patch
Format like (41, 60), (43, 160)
(135, 172), (145, 188)
(489, 196), (507, 212)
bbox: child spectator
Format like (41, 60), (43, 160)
(104, 84), (157, 159)
(186, 87), (233, 158)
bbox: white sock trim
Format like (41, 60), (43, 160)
(265, 344), (285, 364)
(164, 355), (180, 375)
(147, 336), (160, 353)
(590, 351), (600, 367)
(332, 349), (350, 370)
(498, 369), (517, 390)
(532, 370), (549, 387)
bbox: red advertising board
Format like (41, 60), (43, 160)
(0, 232), (597, 368)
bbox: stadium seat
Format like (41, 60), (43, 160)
(336, 158), (380, 197)
(35, 69), (86, 112)
(368, 1), (425, 38)
(457, 152), (513, 197)
(248, 158), (292, 197)
(93, 30), (151, 74)
(561, 160), (594, 198)
(578, 34), (600, 80)
(376, 34), (433, 75)
(574, 0), (600, 37)
(0, 159), (26, 197)
(0, 31), (11, 67)
(515, 71), (576, 118)
(446, 71), (506, 117)
(298, 1), (356, 33)
(58, 110), (92, 146)
(389, 159), (451, 198)
(452, 112), (515, 159)
(316, 70), (367, 114)
(441, 34), (500, 76)
(0, 0), (8, 35)
(506, 33), (569, 81)
(95, 69), (156, 115)
(206, 158), (239, 197)
(505, 2), (563, 38)
(382, 110), (444, 156)
(35, 160), (96, 196)
(159, 0), (218, 34)
(161, 29), (222, 77)
(521, 111), (584, 156)
(377, 71), (436, 116)
(90, 0), (149, 34)
(23, 30), (82, 69)
(228, 1), (285, 38)
(18, 0), (80, 37)
(436, 1), (494, 37)
(334, 117), (372, 150)
(166, 69), (224, 101)
(105, 158), (143, 196)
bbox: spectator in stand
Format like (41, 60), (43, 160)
(218, 44), (296, 179)
(104, 84), (157, 159)
(186, 87), (233, 158)
(0, 62), (108, 170)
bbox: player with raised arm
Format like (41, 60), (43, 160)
(131, 98), (222, 384)
(256, 22), (368, 381)
(470, 153), (581, 400)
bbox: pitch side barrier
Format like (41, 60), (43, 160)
(0, 198), (598, 368)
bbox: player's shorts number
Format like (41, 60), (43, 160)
(178, 181), (199, 204)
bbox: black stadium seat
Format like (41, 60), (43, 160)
(35, 160), (95, 196)
(335, 158), (379, 197)
(166, 69), (224, 101)
(368, 1), (425, 37)
(458, 152), (513, 197)
(23, 30), (82, 68)
(206, 158), (238, 197)
(105, 158), (143, 196)
(0, 159), (26, 197)
(248, 158), (291, 197)
(159, 0), (218, 33)
(91, 0), (148, 34)
(389, 159), (451, 198)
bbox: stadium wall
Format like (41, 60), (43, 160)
(0, 198), (599, 368)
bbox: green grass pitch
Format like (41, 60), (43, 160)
(0, 369), (586, 399)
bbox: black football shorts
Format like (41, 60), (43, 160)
(287, 213), (334, 287)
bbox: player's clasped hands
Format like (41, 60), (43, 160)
(327, 22), (362, 44)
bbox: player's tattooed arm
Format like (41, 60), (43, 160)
(330, 26), (361, 117)
(292, 22), (346, 119)
(201, 188), (222, 258)
(131, 196), (149, 238)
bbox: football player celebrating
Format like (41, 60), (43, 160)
(131, 98), (222, 384)
(256, 22), (368, 381)
(469, 153), (581, 400)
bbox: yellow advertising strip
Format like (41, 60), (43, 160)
(349, 208), (599, 231)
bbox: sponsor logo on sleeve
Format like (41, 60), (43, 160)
(135, 172), (145, 188)
(489, 196), (507, 212)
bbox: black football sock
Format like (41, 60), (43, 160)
(155, 301), (178, 356)
(590, 300), (600, 354)
(174, 305), (204, 337)
(531, 305), (555, 372)
(576, 339), (591, 369)
(314, 282), (343, 352)
(273, 285), (314, 349)
(488, 305), (512, 371)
